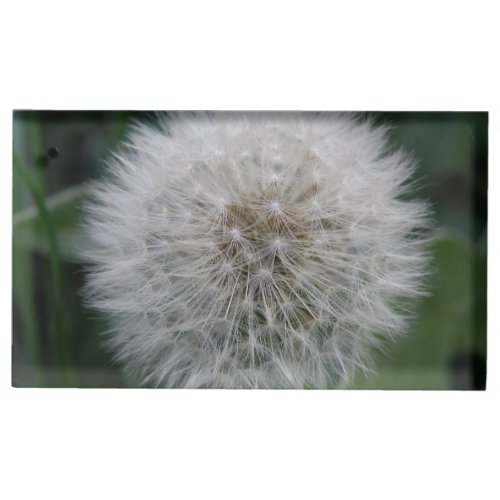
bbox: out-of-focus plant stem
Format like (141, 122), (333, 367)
(13, 152), (76, 385)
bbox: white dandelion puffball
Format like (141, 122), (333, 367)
(83, 112), (431, 389)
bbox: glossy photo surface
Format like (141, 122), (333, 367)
(12, 111), (487, 389)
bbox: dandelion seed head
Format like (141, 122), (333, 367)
(82, 112), (431, 388)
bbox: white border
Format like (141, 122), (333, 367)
(1, 1), (498, 499)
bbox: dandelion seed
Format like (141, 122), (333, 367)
(82, 112), (431, 389)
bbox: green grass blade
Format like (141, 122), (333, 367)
(13, 153), (75, 383)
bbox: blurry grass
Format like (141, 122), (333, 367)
(13, 153), (75, 385)
(13, 167), (41, 384)
(13, 184), (88, 262)
(12, 111), (133, 387)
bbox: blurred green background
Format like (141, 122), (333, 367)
(11, 111), (487, 389)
